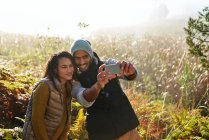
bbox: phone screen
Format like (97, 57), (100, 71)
(105, 63), (121, 74)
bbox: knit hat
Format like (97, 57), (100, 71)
(70, 39), (94, 58)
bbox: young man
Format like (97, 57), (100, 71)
(70, 39), (140, 140)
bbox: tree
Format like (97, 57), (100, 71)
(184, 7), (209, 70)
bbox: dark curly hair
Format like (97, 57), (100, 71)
(43, 51), (77, 82)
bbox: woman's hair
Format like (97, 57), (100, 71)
(43, 51), (77, 81)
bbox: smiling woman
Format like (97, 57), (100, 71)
(0, 0), (208, 38)
(55, 57), (75, 85)
(22, 51), (97, 140)
(22, 51), (78, 140)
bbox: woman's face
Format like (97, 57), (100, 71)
(57, 57), (74, 85)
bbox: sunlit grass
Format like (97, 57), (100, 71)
(0, 32), (208, 139)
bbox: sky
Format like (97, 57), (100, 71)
(0, 0), (208, 38)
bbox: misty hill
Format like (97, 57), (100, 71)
(0, 16), (189, 39)
(92, 16), (188, 37)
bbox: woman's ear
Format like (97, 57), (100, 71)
(54, 69), (57, 74)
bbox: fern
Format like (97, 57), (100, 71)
(69, 108), (88, 140)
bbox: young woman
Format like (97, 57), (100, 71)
(23, 51), (99, 140)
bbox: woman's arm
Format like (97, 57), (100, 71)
(31, 82), (49, 140)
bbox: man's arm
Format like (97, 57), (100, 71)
(82, 81), (102, 102)
(124, 69), (137, 80)
(72, 64), (116, 106)
(71, 81), (95, 108)
(83, 64), (115, 102)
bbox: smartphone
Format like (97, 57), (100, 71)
(105, 63), (121, 74)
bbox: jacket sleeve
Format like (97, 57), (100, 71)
(31, 82), (49, 140)
(71, 81), (95, 108)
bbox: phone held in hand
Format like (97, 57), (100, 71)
(105, 63), (121, 74)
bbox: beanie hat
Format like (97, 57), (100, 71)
(70, 39), (94, 58)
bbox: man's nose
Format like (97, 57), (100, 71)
(78, 58), (85, 64)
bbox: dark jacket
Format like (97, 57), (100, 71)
(77, 56), (139, 140)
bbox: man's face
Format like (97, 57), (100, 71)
(73, 50), (91, 72)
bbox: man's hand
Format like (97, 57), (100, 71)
(96, 64), (116, 88)
(83, 64), (116, 102)
(117, 61), (136, 77)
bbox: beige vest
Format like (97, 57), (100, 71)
(22, 78), (72, 140)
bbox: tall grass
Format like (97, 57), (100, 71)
(1, 32), (207, 108)
(89, 34), (208, 109)
(0, 32), (208, 139)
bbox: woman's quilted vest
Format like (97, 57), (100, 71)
(22, 78), (72, 140)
